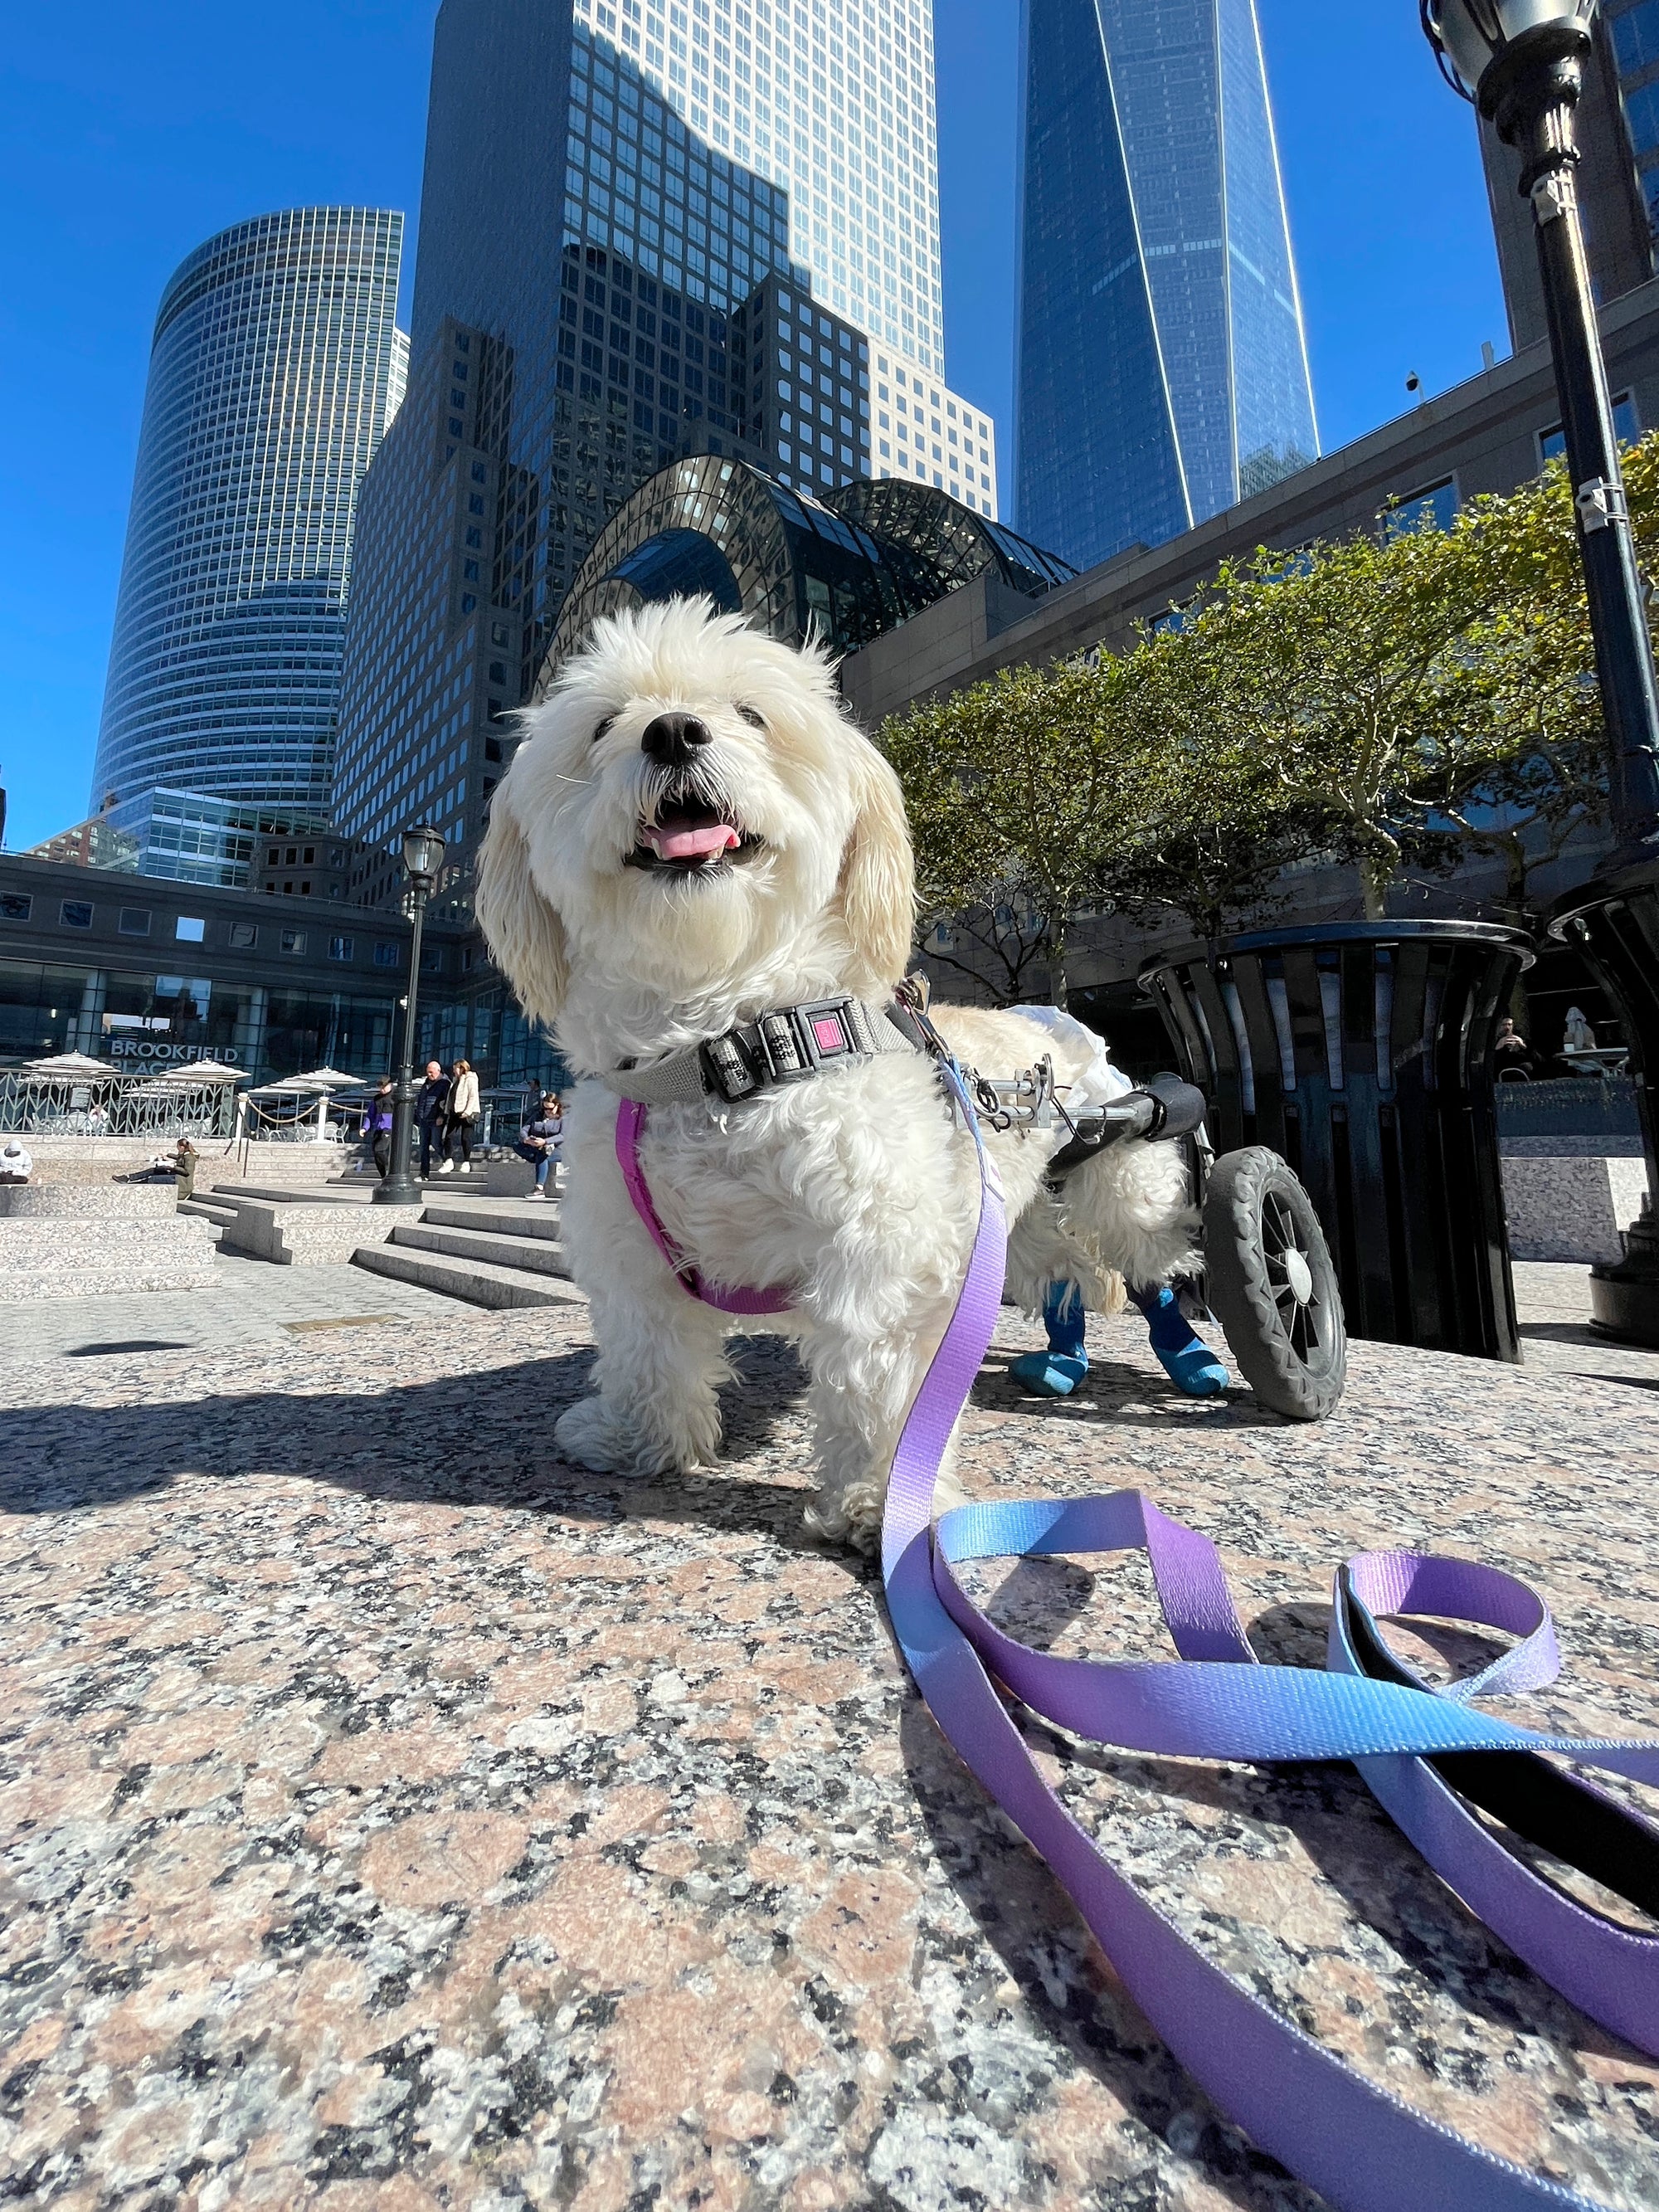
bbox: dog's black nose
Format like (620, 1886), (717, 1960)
(640, 712), (713, 766)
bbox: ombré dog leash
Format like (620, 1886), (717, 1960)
(616, 1066), (1659, 2211)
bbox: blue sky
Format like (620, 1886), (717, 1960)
(0, 1), (1507, 850)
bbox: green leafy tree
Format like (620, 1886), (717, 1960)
(1145, 463), (1610, 918)
(877, 660), (1146, 1006)
(1097, 624), (1337, 941)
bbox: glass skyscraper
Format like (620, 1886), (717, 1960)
(331, 8), (814, 911)
(575, 0), (944, 375)
(92, 208), (408, 836)
(1014, 0), (1317, 572)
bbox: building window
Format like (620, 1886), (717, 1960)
(281, 928), (307, 954)
(0, 894), (32, 922)
(176, 916), (206, 943)
(1539, 392), (1638, 463)
(1614, 3), (1659, 74)
(1383, 477), (1459, 537)
(328, 935), (354, 962)
(228, 921), (258, 949)
(61, 900), (94, 929)
(421, 946), (443, 975)
(373, 941), (401, 967)
(119, 908), (152, 936)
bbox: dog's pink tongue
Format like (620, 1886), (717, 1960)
(648, 821), (740, 860)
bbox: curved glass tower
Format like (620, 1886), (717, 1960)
(1014, 0), (1317, 572)
(93, 207), (408, 828)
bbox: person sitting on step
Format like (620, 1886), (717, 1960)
(514, 1091), (565, 1199)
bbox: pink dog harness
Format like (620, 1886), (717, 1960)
(615, 1099), (794, 1315)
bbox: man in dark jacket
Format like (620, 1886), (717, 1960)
(413, 1061), (450, 1180)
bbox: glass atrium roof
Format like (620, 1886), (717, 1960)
(538, 457), (1074, 688)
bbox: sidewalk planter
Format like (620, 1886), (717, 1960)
(1140, 921), (1534, 1361)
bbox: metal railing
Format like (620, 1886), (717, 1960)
(0, 1073), (239, 1140)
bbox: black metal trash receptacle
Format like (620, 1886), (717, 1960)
(1139, 921), (1535, 1361)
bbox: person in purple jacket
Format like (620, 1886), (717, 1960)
(366, 1077), (397, 1180)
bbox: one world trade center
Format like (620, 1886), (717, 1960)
(1014, 0), (1319, 572)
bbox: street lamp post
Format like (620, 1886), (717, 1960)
(1423, 0), (1659, 1343)
(372, 823), (447, 1207)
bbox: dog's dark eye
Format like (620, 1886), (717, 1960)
(735, 704), (766, 729)
(592, 713), (616, 745)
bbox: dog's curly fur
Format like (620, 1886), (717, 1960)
(479, 601), (1198, 1548)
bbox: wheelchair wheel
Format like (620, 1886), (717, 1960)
(1203, 1147), (1346, 1420)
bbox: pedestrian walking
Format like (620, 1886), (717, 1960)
(414, 1060), (450, 1179)
(514, 1090), (565, 1197)
(440, 1058), (480, 1174)
(366, 1077), (397, 1179)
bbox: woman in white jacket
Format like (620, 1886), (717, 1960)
(440, 1059), (481, 1174)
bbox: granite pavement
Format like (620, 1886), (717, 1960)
(2, 1284), (1657, 2212)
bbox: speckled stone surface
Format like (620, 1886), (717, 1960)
(1501, 1155), (1652, 1264)
(0, 1186), (180, 1220)
(2, 1302), (1657, 2212)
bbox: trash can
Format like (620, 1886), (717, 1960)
(1140, 921), (1535, 1360)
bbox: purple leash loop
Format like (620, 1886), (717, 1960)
(615, 1083), (1659, 2208)
(879, 1063), (1658, 2212)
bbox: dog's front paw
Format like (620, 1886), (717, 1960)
(805, 1478), (884, 1555)
(553, 1396), (664, 1477)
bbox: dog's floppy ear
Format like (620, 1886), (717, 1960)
(476, 797), (570, 1026)
(836, 740), (916, 992)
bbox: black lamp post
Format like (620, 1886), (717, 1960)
(372, 823), (447, 1207)
(1423, 0), (1659, 1343)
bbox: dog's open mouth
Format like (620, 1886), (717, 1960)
(625, 787), (764, 875)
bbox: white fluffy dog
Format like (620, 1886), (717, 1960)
(477, 600), (1198, 1548)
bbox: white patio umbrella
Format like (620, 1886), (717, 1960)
(293, 1066), (368, 1089)
(21, 1050), (123, 1079)
(155, 1059), (248, 1082)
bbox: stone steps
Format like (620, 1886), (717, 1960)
(421, 1198), (564, 1243)
(349, 1194), (582, 1310)
(209, 1181), (376, 1207)
(389, 1221), (572, 1276)
(352, 1240), (586, 1311)
(178, 1197), (237, 1234)
(0, 1183), (178, 1218)
(207, 1191), (402, 1266)
(0, 1213), (216, 1301)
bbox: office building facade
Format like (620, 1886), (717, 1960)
(578, 0), (1002, 503)
(1480, 0), (1655, 353)
(1014, 0), (1318, 572)
(576, 0), (943, 372)
(333, 7), (877, 908)
(868, 342), (995, 512)
(92, 207), (409, 834)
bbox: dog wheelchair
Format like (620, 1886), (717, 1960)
(990, 1063), (1349, 1421)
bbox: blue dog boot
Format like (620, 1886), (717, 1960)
(1012, 1281), (1090, 1397)
(1131, 1283), (1229, 1397)
(1010, 1350), (1090, 1396)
